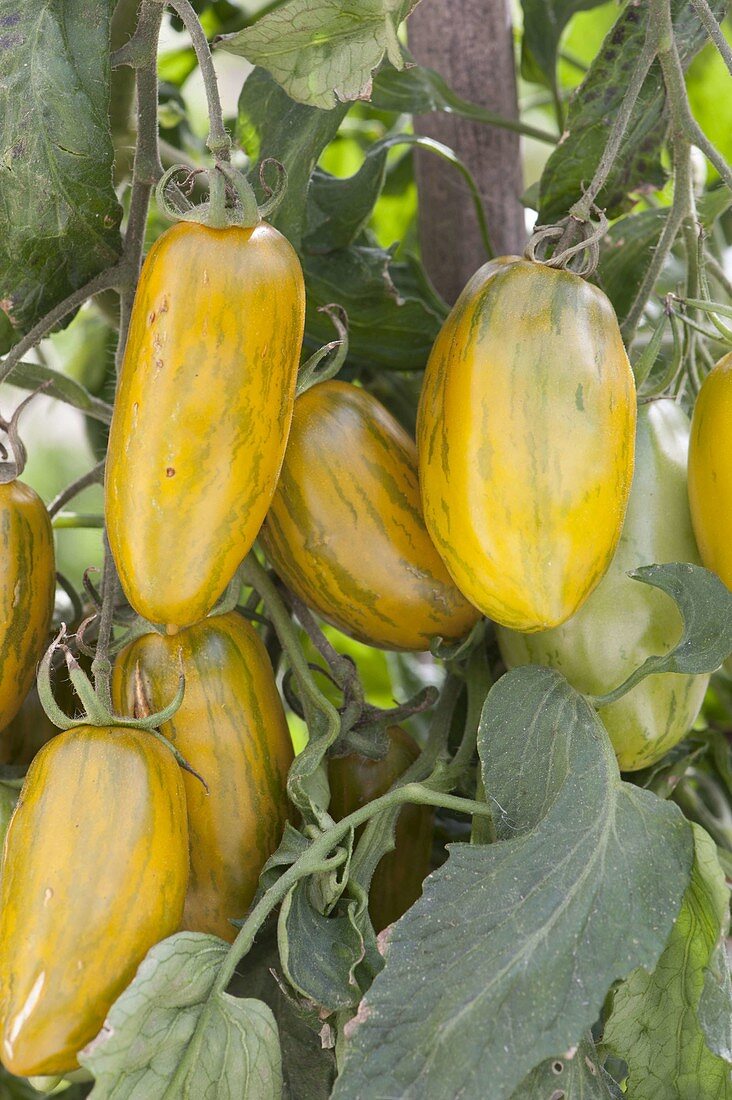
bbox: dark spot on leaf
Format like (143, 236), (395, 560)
(0, 13), (20, 25)
(166, 467), (175, 478)
(552, 1061), (564, 1075)
(0, 32), (23, 48)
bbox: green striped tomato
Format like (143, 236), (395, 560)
(105, 220), (305, 630)
(0, 480), (55, 732)
(0, 727), (188, 1076)
(260, 380), (480, 651)
(498, 400), (709, 771)
(417, 258), (636, 632)
(328, 727), (433, 932)
(113, 611), (293, 941)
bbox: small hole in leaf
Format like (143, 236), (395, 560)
(552, 1061), (564, 1075)
(550, 1091), (565, 1100)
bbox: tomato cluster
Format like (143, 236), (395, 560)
(0, 218), (728, 1078)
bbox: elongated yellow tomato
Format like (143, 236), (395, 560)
(0, 480), (54, 730)
(688, 352), (732, 590)
(498, 401), (709, 771)
(113, 612), (293, 941)
(260, 381), (480, 651)
(417, 258), (636, 632)
(328, 727), (433, 932)
(0, 726), (188, 1076)
(105, 220), (305, 629)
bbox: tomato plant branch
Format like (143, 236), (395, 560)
(568, 16), (658, 226)
(91, 537), (118, 710)
(656, 11), (732, 192)
(217, 783), (495, 991)
(288, 590), (363, 702)
(622, 141), (694, 346)
(240, 553), (342, 736)
(116, 1), (165, 369)
(164, 0), (231, 162)
(48, 462), (105, 519)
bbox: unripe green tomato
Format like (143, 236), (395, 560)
(497, 400), (709, 772)
(328, 727), (433, 932)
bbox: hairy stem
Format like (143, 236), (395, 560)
(165, 0), (231, 161)
(116, 0), (165, 370)
(568, 17), (658, 222)
(239, 553), (337, 722)
(218, 782), (494, 991)
(689, 0), (732, 77)
(92, 535), (118, 711)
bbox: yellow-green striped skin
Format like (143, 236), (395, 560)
(105, 220), (305, 630)
(417, 258), (637, 632)
(688, 352), (732, 591)
(0, 480), (54, 732)
(260, 381), (480, 651)
(498, 401), (709, 771)
(112, 612), (293, 942)
(0, 726), (188, 1076)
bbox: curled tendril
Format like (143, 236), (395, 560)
(256, 158), (288, 220)
(155, 163), (197, 221)
(74, 614), (100, 659)
(0, 382), (52, 483)
(82, 566), (103, 611)
(296, 305), (349, 396)
(524, 205), (610, 279)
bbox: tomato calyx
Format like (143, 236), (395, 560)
(155, 158), (289, 231)
(523, 202), (609, 279)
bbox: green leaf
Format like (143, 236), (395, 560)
(0, 1), (122, 342)
(593, 564), (732, 707)
(229, 922), (337, 1100)
(4, 361), (113, 423)
(520, 1), (607, 89)
(603, 825), (732, 1098)
(513, 1034), (623, 1098)
(596, 189), (732, 325)
(80, 932), (282, 1099)
(538, 0), (728, 222)
(236, 66), (348, 248)
(304, 154), (389, 253)
(303, 246), (444, 372)
(279, 880), (378, 1011)
(218, 0), (418, 110)
(332, 667), (692, 1099)
(370, 63), (556, 145)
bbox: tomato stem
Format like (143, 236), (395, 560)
(164, 0), (231, 164)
